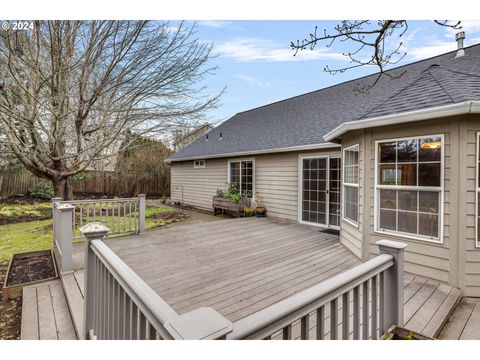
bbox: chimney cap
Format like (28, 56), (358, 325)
(456, 31), (465, 41)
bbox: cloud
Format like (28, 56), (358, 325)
(407, 41), (457, 59)
(198, 20), (232, 28)
(213, 37), (344, 62)
(233, 74), (273, 88)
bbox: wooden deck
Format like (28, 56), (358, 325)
(21, 280), (76, 340)
(438, 297), (480, 339)
(23, 217), (463, 339)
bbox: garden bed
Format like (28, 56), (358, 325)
(0, 266), (22, 340)
(2, 249), (58, 301)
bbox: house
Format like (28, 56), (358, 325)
(167, 34), (480, 296)
(172, 123), (214, 152)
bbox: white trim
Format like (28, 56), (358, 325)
(476, 132), (480, 248)
(167, 142), (341, 163)
(297, 154), (341, 230)
(373, 134), (445, 244)
(342, 144), (360, 227)
(227, 158), (255, 197)
(193, 159), (205, 168)
(324, 101), (480, 141)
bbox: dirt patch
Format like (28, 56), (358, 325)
(0, 266), (22, 340)
(0, 214), (50, 225)
(6, 253), (56, 287)
(149, 210), (190, 222)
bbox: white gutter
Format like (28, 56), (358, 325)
(323, 101), (480, 142)
(166, 142), (340, 163)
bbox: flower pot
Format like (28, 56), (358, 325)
(255, 207), (267, 217)
(244, 207), (255, 217)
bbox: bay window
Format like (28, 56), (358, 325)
(343, 144), (359, 225)
(229, 160), (254, 196)
(375, 135), (443, 242)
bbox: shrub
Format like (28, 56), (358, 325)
(29, 182), (55, 200)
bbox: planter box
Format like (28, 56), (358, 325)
(2, 249), (58, 301)
(382, 325), (434, 340)
(212, 196), (251, 216)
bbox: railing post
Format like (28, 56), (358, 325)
(376, 240), (407, 335)
(57, 203), (74, 273)
(164, 307), (234, 340)
(51, 197), (62, 246)
(80, 222), (110, 340)
(138, 194), (146, 234)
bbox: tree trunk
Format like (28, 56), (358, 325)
(52, 178), (66, 199)
(64, 177), (74, 200)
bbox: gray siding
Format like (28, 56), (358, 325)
(339, 130), (364, 259)
(464, 119), (480, 296)
(170, 158), (228, 211)
(365, 118), (453, 285)
(170, 148), (341, 222)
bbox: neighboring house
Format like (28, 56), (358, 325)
(167, 35), (480, 296)
(172, 123), (213, 152)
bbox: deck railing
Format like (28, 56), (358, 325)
(81, 223), (234, 340)
(81, 221), (407, 340)
(227, 240), (406, 340)
(52, 195), (146, 274)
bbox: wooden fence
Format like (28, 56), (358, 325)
(0, 168), (170, 199)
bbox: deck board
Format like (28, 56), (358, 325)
(439, 297), (480, 339)
(65, 217), (461, 339)
(21, 280), (77, 340)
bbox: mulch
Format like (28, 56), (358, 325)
(6, 253), (56, 287)
(0, 266), (22, 340)
(149, 211), (190, 222)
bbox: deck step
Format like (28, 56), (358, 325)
(60, 271), (85, 340)
(20, 280), (77, 340)
(403, 280), (462, 338)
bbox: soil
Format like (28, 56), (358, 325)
(149, 210), (190, 222)
(0, 266), (22, 340)
(0, 214), (50, 225)
(6, 253), (56, 287)
(0, 196), (48, 205)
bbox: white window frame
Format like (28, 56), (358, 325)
(476, 132), (480, 248)
(342, 144), (360, 228)
(374, 134), (444, 244)
(194, 159), (205, 168)
(227, 158), (255, 197)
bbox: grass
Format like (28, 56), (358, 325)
(0, 202), (51, 222)
(0, 203), (184, 266)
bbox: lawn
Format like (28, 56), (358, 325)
(0, 200), (187, 265)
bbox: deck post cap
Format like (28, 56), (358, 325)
(80, 222), (110, 238)
(376, 239), (408, 251)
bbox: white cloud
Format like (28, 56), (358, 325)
(198, 20), (232, 28)
(213, 37), (344, 62)
(407, 41), (457, 60)
(233, 74), (273, 88)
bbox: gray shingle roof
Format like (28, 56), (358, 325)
(168, 44), (480, 162)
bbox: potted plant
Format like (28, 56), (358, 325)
(244, 207), (255, 217)
(254, 192), (267, 217)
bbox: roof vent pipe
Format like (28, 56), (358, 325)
(455, 31), (465, 58)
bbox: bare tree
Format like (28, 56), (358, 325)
(291, 20), (462, 91)
(0, 21), (220, 198)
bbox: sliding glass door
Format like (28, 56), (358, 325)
(300, 156), (341, 229)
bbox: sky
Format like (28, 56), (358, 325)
(183, 20), (480, 124)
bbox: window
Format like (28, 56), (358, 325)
(343, 144), (359, 225)
(477, 133), (480, 247)
(375, 135), (443, 242)
(229, 160), (254, 196)
(194, 160), (205, 168)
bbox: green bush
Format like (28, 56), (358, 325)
(29, 182), (55, 200)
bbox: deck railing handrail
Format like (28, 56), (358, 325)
(227, 253), (395, 340)
(52, 195), (146, 274)
(89, 238), (179, 339)
(82, 224), (234, 340)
